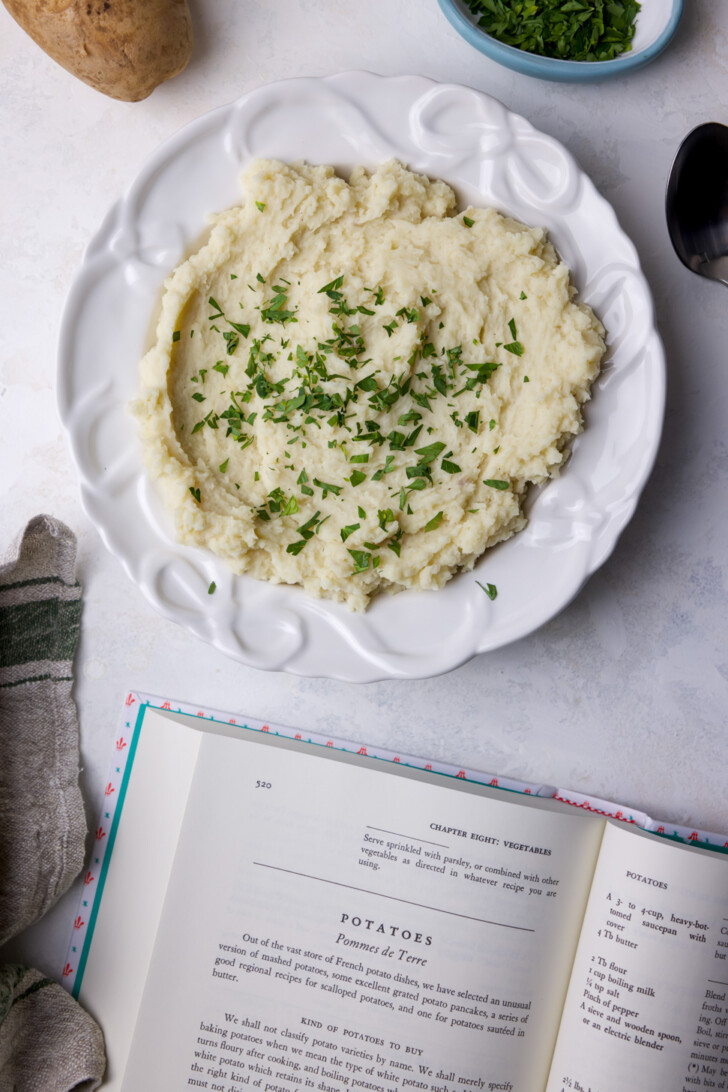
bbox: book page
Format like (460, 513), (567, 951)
(546, 821), (728, 1092)
(78, 707), (203, 1088)
(119, 711), (605, 1092)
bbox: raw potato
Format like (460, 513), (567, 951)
(2, 0), (193, 102)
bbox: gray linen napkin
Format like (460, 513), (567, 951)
(0, 516), (106, 1091)
(0, 966), (104, 1092)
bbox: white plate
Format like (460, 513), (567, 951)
(57, 72), (665, 683)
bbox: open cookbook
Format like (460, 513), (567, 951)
(69, 695), (728, 1092)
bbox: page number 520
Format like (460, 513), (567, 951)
(256, 780), (272, 789)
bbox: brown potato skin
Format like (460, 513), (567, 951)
(3, 0), (193, 101)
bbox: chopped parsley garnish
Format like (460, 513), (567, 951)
(340, 522), (360, 542)
(415, 441), (446, 465)
(424, 511), (444, 532)
(314, 478), (341, 499)
(465, 411), (480, 434)
(228, 321), (251, 337)
(297, 468), (314, 496)
(255, 201), (266, 212)
(371, 455), (396, 481)
(208, 581), (216, 595)
(285, 510), (323, 555)
(387, 529), (403, 557)
(476, 580), (497, 600)
(179, 272), (531, 569)
(223, 331), (239, 354)
(286, 539), (307, 556)
(463, 216), (475, 228)
(261, 284), (297, 326)
(348, 548), (371, 573)
(356, 375), (379, 393)
(318, 275), (345, 296)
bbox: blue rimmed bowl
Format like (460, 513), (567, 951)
(438, 0), (684, 82)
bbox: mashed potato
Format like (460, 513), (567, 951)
(134, 159), (604, 610)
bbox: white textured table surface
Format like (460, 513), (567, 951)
(1, 0), (727, 977)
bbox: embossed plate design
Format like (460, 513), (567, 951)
(57, 72), (665, 682)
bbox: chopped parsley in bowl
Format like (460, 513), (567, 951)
(438, 0), (684, 81)
(465, 0), (641, 62)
